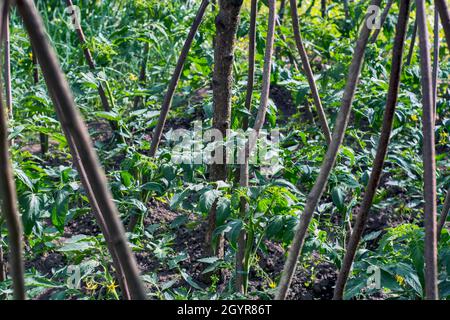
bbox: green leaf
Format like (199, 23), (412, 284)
(94, 111), (120, 121)
(199, 189), (221, 213)
(51, 190), (70, 233)
(332, 187), (345, 212)
(180, 270), (203, 290)
(215, 197), (231, 226)
(19, 192), (43, 235)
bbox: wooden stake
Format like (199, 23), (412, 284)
(275, 0), (382, 300)
(333, 0), (410, 300)
(65, 0), (117, 132)
(16, 0), (146, 300)
(0, 2), (25, 300)
(370, 0), (394, 43)
(416, 0), (438, 300)
(435, 0), (450, 50)
(149, 0), (210, 157)
(289, 0), (332, 144)
(236, 0), (276, 293)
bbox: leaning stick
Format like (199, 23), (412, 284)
(0, 2), (25, 300)
(236, 0), (276, 293)
(417, 0), (438, 300)
(438, 188), (450, 239)
(46, 83), (131, 299)
(132, 42), (150, 110)
(242, 0), (257, 130)
(405, 18), (418, 66)
(16, 0), (146, 300)
(289, 0), (332, 144)
(370, 0), (394, 43)
(435, 0), (450, 50)
(4, 8), (11, 119)
(149, 0), (210, 157)
(432, 5), (440, 116)
(65, 0), (117, 132)
(333, 0), (411, 300)
(275, 0), (382, 300)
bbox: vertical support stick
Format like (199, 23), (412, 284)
(65, 0), (117, 132)
(333, 0), (410, 300)
(0, 2), (25, 300)
(236, 0), (276, 293)
(275, 0), (382, 300)
(416, 0), (438, 300)
(149, 0), (210, 157)
(289, 0), (332, 144)
(16, 0), (146, 300)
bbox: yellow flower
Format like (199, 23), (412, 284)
(29, 52), (33, 60)
(128, 73), (138, 81)
(106, 281), (119, 294)
(268, 280), (276, 289)
(395, 275), (405, 286)
(439, 131), (448, 145)
(410, 114), (418, 122)
(85, 279), (98, 291)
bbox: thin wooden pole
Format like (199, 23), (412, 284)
(16, 0), (146, 300)
(65, 0), (117, 132)
(333, 0), (411, 300)
(370, 0), (394, 43)
(236, 0), (276, 293)
(275, 0), (382, 300)
(4, 8), (11, 119)
(406, 18), (418, 66)
(45, 83), (131, 299)
(132, 42), (149, 110)
(416, 0), (438, 300)
(149, 0), (210, 157)
(432, 6), (439, 117)
(0, 2), (25, 300)
(435, 0), (450, 50)
(243, 0), (257, 131)
(438, 188), (450, 239)
(289, 0), (332, 144)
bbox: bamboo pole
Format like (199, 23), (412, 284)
(0, 1), (25, 300)
(275, 0), (382, 300)
(416, 0), (438, 300)
(149, 0), (210, 157)
(333, 0), (411, 300)
(289, 0), (332, 144)
(16, 0), (146, 299)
